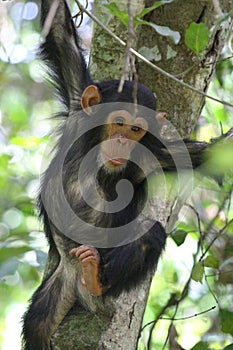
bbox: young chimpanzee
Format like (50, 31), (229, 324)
(22, 0), (232, 349)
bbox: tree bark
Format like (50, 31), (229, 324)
(52, 1), (232, 349)
(137, 0), (233, 135)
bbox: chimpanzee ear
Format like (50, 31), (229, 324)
(81, 85), (101, 114)
(156, 112), (167, 130)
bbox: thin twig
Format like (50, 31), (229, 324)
(146, 217), (207, 349)
(75, 0), (233, 109)
(118, 0), (136, 92)
(199, 218), (233, 262)
(140, 294), (177, 332)
(41, 0), (60, 40)
(197, 185), (233, 261)
(185, 204), (204, 255)
(162, 304), (179, 350)
(204, 274), (219, 304)
(73, 0), (88, 28)
(160, 306), (216, 321)
(205, 54), (233, 66)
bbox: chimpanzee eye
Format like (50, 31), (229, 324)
(114, 117), (124, 126)
(131, 125), (141, 132)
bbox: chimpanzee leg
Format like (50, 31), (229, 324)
(101, 220), (166, 296)
(68, 221), (166, 297)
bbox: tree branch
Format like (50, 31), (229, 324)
(75, 0), (233, 108)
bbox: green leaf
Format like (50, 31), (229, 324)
(223, 344), (233, 350)
(135, 19), (180, 44)
(185, 22), (209, 54)
(191, 262), (204, 283)
(1, 88), (28, 127)
(206, 142), (233, 174)
(11, 136), (43, 149)
(0, 247), (31, 263)
(215, 107), (228, 123)
(136, 1), (173, 19)
(190, 341), (210, 350)
(220, 309), (233, 335)
(138, 46), (162, 62)
(172, 229), (187, 246)
(104, 3), (128, 26)
(226, 245), (233, 253)
(104, 1), (177, 39)
(203, 256), (219, 268)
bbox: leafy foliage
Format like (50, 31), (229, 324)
(220, 309), (233, 336)
(185, 23), (209, 54)
(0, 3), (53, 347)
(104, 1), (180, 43)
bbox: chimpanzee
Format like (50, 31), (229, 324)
(22, 0), (232, 349)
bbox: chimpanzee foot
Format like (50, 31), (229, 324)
(69, 245), (103, 296)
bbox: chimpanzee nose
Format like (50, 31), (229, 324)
(117, 137), (128, 145)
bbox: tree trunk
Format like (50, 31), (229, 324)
(52, 1), (232, 349)
(137, 0), (233, 135)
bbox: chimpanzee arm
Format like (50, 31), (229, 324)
(185, 127), (233, 168)
(40, 0), (92, 108)
(99, 221), (166, 296)
(170, 127), (233, 170)
(141, 127), (233, 174)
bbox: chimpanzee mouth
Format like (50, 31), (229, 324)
(101, 152), (127, 167)
(110, 158), (127, 165)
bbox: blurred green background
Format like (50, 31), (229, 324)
(0, 1), (233, 349)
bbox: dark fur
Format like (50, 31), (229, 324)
(22, 1), (214, 349)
